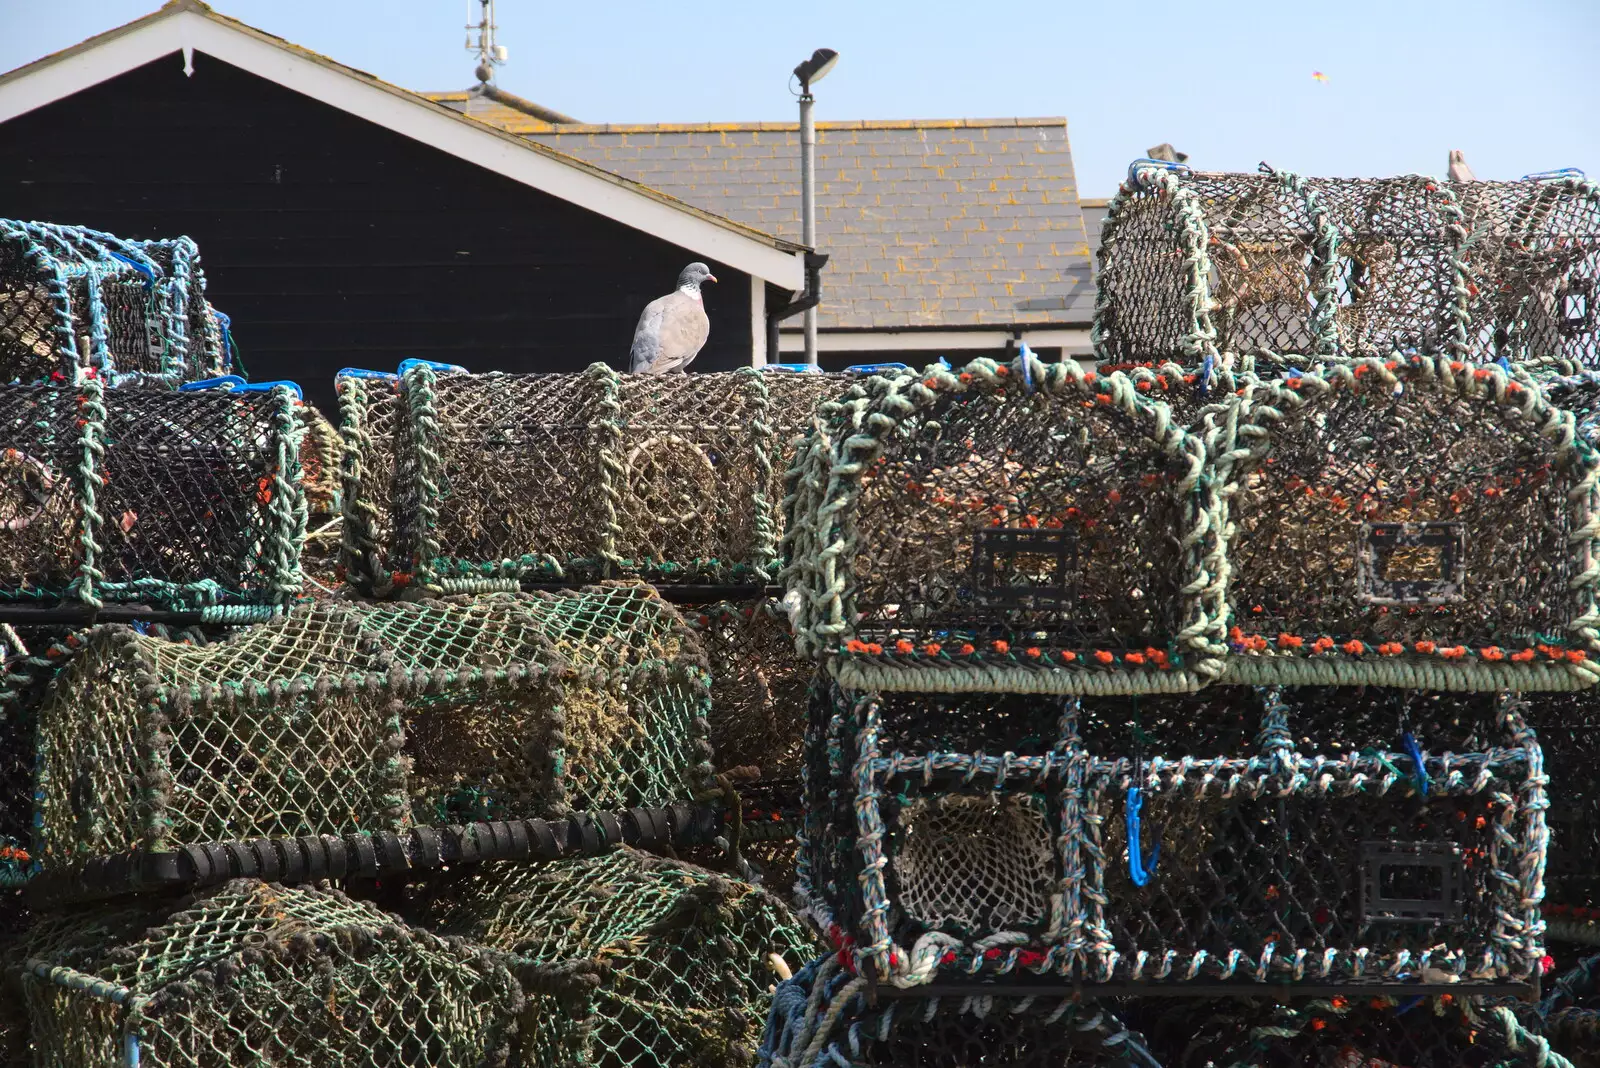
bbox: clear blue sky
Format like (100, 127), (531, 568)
(1, 0), (1594, 197)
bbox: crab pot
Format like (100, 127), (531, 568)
(1217, 357), (1600, 689)
(1546, 370), (1600, 449)
(1095, 167), (1464, 366)
(27, 587), (712, 867)
(801, 680), (1545, 992)
(1086, 686), (1546, 989)
(342, 362), (845, 594)
(418, 848), (821, 1068)
(759, 957), (1153, 1068)
(1455, 176), (1600, 370)
(784, 355), (1222, 694)
(1523, 690), (1600, 907)
(17, 878), (526, 1068)
(335, 370), (405, 597)
(0, 381), (305, 613)
(0, 222), (228, 387)
(1130, 994), (1558, 1068)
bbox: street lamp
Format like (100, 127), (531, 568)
(794, 49), (837, 367)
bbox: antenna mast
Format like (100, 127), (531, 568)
(465, 0), (508, 84)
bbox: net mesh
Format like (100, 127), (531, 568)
(28, 587), (712, 865)
(689, 599), (807, 781)
(417, 847), (821, 1068)
(0, 382), (305, 610)
(784, 356), (1220, 690)
(17, 878), (530, 1068)
(0, 222), (228, 387)
(339, 364), (846, 593)
(1217, 357), (1600, 689)
(1524, 691), (1600, 909)
(1456, 177), (1600, 370)
(803, 679), (1546, 989)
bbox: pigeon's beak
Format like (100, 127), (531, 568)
(706, 274), (718, 284)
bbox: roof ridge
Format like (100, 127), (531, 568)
(417, 106), (1068, 135)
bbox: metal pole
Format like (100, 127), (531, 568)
(800, 89), (818, 367)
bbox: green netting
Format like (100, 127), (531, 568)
(419, 847), (822, 1068)
(337, 364), (846, 595)
(687, 599), (806, 782)
(15, 878), (541, 1068)
(28, 586), (712, 866)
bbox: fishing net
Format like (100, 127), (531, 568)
(1455, 175), (1600, 370)
(802, 678), (1546, 990)
(1095, 165), (1463, 366)
(1541, 952), (1600, 1067)
(783, 354), (1224, 695)
(0, 380), (306, 613)
(760, 957), (1158, 1068)
(0, 221), (228, 387)
(1216, 356), (1600, 690)
(689, 599), (807, 781)
(417, 847), (822, 1068)
(339, 363), (844, 594)
(1136, 993), (1574, 1068)
(27, 586), (712, 867)
(15, 878), (531, 1068)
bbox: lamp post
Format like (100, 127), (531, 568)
(793, 48), (837, 368)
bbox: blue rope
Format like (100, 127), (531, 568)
(1402, 732), (1430, 797)
(1126, 785), (1160, 886)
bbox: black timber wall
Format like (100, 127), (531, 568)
(0, 53), (753, 414)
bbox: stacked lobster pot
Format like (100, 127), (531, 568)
(0, 220), (233, 387)
(337, 358), (849, 882)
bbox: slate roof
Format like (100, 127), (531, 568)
(1081, 198), (1110, 278)
(427, 94), (1096, 331)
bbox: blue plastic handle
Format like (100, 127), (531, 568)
(1522, 168), (1586, 182)
(1128, 158), (1191, 185)
(178, 375), (247, 392)
(844, 362), (911, 374)
(336, 367), (399, 381)
(234, 379), (304, 400)
(760, 363), (823, 374)
(1126, 785), (1160, 887)
(106, 250), (157, 284)
(398, 358), (468, 377)
(1017, 344), (1036, 392)
(1403, 731), (1429, 798)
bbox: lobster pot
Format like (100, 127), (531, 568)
(1096, 168), (1466, 366)
(348, 362), (846, 594)
(1086, 686), (1546, 990)
(1523, 690), (1600, 907)
(28, 587), (712, 867)
(420, 848), (821, 1068)
(1129, 994), (1560, 1068)
(802, 680), (1544, 992)
(784, 355), (1221, 694)
(17, 879), (526, 1068)
(1546, 370), (1600, 448)
(759, 957), (1153, 1068)
(0, 381), (305, 612)
(0, 222), (228, 387)
(1456, 176), (1600, 370)
(1217, 357), (1600, 689)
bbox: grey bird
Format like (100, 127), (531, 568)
(1448, 149), (1477, 183)
(629, 262), (717, 374)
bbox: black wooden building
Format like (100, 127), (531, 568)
(0, 1), (806, 412)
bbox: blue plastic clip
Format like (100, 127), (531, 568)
(1126, 784), (1160, 886)
(759, 363), (822, 374)
(398, 358), (468, 377)
(234, 379), (304, 400)
(1403, 731), (1429, 798)
(1521, 168), (1586, 182)
(1128, 158), (1192, 185)
(178, 375), (247, 392)
(107, 251), (157, 286)
(336, 367), (400, 381)
(844, 362), (911, 374)
(1017, 343), (1035, 392)
(1497, 356), (1512, 372)
(1198, 353), (1215, 397)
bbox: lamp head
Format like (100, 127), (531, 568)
(793, 48), (839, 92)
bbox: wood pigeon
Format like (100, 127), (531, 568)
(1448, 150), (1477, 183)
(629, 262), (717, 374)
